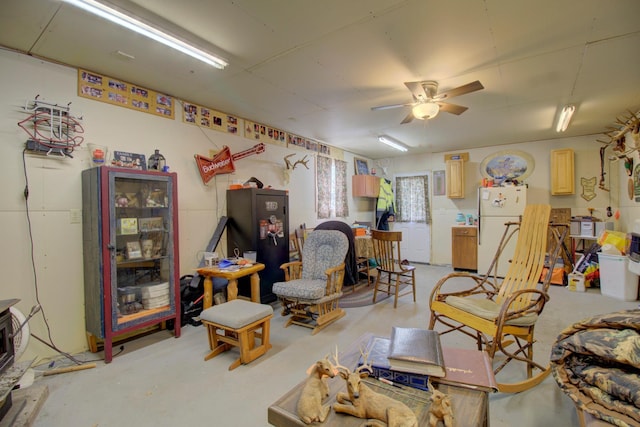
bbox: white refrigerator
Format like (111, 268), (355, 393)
(477, 186), (527, 277)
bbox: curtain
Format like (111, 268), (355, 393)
(316, 156), (349, 219)
(395, 175), (430, 223)
(334, 159), (348, 217)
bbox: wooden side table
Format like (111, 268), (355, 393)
(197, 262), (265, 309)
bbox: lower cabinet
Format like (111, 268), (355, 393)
(452, 226), (477, 271)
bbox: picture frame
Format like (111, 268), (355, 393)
(354, 157), (369, 175)
(433, 170), (446, 196)
(480, 150), (535, 182)
(126, 241), (142, 259)
(138, 216), (164, 232)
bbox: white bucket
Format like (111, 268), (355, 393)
(88, 143), (108, 167)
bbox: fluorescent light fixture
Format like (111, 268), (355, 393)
(64, 0), (228, 69)
(556, 105), (575, 132)
(378, 135), (408, 152)
(412, 102), (440, 120)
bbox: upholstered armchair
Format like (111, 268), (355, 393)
(272, 230), (349, 334)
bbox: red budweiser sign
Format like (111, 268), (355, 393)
(195, 143), (265, 184)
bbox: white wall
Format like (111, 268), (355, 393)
(0, 49), (373, 361)
(383, 136), (631, 266)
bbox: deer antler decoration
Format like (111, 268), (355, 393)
(283, 154), (310, 184)
(595, 110), (640, 192)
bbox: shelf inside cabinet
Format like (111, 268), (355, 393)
(116, 257), (167, 268)
(117, 306), (171, 325)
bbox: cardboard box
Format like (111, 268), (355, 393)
(567, 273), (585, 292)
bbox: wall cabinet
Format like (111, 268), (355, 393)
(82, 167), (180, 363)
(352, 175), (380, 198)
(446, 159), (465, 198)
(452, 226), (477, 271)
(551, 149), (575, 195)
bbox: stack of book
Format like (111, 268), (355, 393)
(387, 327), (446, 377)
(360, 327), (498, 393)
(141, 282), (170, 309)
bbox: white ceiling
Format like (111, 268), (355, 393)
(2, 0), (639, 159)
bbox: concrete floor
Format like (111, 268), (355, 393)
(27, 264), (638, 426)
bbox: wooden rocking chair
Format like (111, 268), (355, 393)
(272, 230), (348, 335)
(429, 204), (567, 393)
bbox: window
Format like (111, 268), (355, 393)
(316, 156), (349, 218)
(395, 175), (430, 223)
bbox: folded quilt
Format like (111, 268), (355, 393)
(551, 309), (640, 427)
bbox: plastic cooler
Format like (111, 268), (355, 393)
(598, 253), (639, 301)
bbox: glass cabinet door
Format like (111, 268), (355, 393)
(109, 172), (176, 330)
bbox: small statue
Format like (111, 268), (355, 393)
(332, 346), (418, 427)
(115, 193), (129, 207)
(297, 355), (335, 424)
(427, 381), (453, 427)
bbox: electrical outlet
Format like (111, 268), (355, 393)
(69, 209), (82, 224)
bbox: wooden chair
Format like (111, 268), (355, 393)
(272, 230), (348, 335)
(292, 228), (307, 261)
(289, 232), (301, 261)
(429, 204), (565, 393)
(370, 230), (416, 308)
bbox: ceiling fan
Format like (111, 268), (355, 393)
(371, 80), (484, 124)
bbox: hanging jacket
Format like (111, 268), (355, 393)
(376, 178), (395, 214)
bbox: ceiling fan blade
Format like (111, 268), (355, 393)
(371, 102), (414, 111)
(437, 80), (484, 100)
(400, 111), (415, 124)
(404, 81), (428, 100)
(438, 102), (468, 115)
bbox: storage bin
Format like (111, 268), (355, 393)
(598, 253), (639, 301)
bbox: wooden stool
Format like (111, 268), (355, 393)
(200, 299), (273, 370)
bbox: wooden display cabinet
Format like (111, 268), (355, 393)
(452, 226), (477, 271)
(446, 159), (465, 198)
(550, 149), (575, 195)
(352, 175), (380, 197)
(81, 166), (180, 363)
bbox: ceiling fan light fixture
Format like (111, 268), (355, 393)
(63, 0), (228, 69)
(556, 104), (575, 132)
(378, 135), (408, 152)
(412, 102), (440, 120)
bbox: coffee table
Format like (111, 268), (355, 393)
(268, 333), (489, 427)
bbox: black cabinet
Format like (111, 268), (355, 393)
(226, 189), (289, 303)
